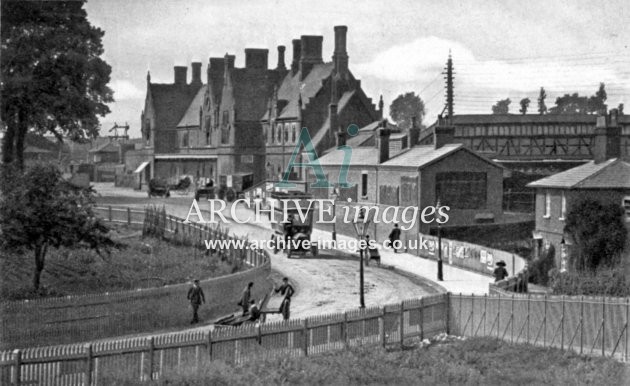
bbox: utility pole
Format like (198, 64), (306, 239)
(442, 51), (455, 121)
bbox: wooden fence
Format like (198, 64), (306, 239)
(0, 294), (448, 385)
(0, 206), (271, 350)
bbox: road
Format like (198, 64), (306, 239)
(94, 184), (440, 322)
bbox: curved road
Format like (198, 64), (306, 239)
(95, 189), (439, 323)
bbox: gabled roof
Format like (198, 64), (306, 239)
(316, 147), (379, 166)
(275, 63), (335, 119)
(177, 85), (206, 128)
(149, 82), (202, 131)
(380, 143), (502, 171)
(527, 159), (630, 189)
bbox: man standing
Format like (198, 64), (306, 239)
(240, 282), (254, 316)
(388, 223), (401, 253)
(187, 279), (205, 324)
(275, 277), (295, 320)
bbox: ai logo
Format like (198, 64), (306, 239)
(276, 124), (359, 189)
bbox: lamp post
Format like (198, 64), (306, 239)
(353, 208), (371, 308)
(560, 238), (567, 273)
(330, 187), (339, 241)
(436, 199), (444, 281)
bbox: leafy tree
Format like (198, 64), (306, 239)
(587, 83), (607, 114)
(619, 103), (624, 115)
(389, 92), (426, 129)
(0, 164), (116, 291)
(549, 83), (607, 115)
(1, 1), (113, 168)
(519, 98), (530, 115)
(564, 199), (627, 272)
(491, 98), (511, 114)
(537, 87), (547, 114)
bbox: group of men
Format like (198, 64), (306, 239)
(186, 277), (295, 325)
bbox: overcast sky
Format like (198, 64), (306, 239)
(85, 0), (630, 138)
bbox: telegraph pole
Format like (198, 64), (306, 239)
(443, 51), (455, 121)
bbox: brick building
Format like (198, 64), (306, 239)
(137, 26), (380, 187)
(311, 122), (504, 234)
(527, 109), (630, 268)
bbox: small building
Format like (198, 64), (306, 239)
(311, 122), (504, 234)
(527, 109), (630, 268)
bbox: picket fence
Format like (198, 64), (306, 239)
(2, 291), (629, 385)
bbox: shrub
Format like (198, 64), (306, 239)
(550, 267), (630, 297)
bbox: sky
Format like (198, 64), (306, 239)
(85, 0), (630, 138)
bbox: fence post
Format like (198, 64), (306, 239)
(127, 207), (132, 225)
(84, 344), (93, 386)
(446, 293), (451, 335)
(497, 292), (501, 339)
(302, 319), (309, 357)
(526, 293), (530, 344)
(13, 349), (21, 386)
(147, 337), (155, 381)
(108, 206), (112, 222)
(381, 308), (387, 348)
(420, 297), (424, 340)
(561, 295), (565, 351)
(511, 294), (515, 343)
(543, 294), (547, 347)
(399, 301), (405, 348)
(602, 297), (606, 357)
(343, 312), (349, 348)
(625, 298), (629, 362)
(580, 295), (584, 355)
(207, 330), (213, 361)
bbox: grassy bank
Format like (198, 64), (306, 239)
(110, 337), (627, 385)
(0, 224), (242, 300)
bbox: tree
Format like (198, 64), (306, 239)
(619, 103), (624, 115)
(564, 199), (627, 272)
(389, 92), (426, 130)
(0, 164), (116, 291)
(549, 93), (589, 114)
(537, 87), (547, 114)
(491, 98), (511, 114)
(587, 82), (607, 114)
(1, 1), (113, 168)
(519, 98), (530, 115)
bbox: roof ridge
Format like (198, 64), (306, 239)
(573, 158), (618, 188)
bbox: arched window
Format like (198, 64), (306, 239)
(292, 123), (297, 142)
(271, 124), (275, 144)
(284, 124), (289, 143)
(277, 123), (282, 143)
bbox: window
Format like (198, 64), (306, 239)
(277, 123), (282, 143)
(292, 123), (297, 142)
(623, 196), (630, 222)
(222, 111), (229, 126)
(544, 190), (551, 218)
(560, 191), (566, 220)
(361, 171), (369, 198)
(271, 124), (275, 144)
(435, 172), (487, 209)
(242, 155), (254, 163)
(182, 132), (189, 148)
(145, 120), (151, 141)
(284, 125), (289, 143)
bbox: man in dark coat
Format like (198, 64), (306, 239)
(275, 277), (295, 320)
(493, 261), (509, 282)
(388, 224), (401, 253)
(240, 282), (254, 316)
(187, 279), (206, 324)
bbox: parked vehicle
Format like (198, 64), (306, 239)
(269, 191), (318, 258)
(216, 173), (254, 202)
(148, 178), (170, 198)
(195, 179), (215, 201)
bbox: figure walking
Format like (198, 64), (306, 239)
(388, 223), (401, 253)
(494, 261), (509, 282)
(239, 282), (254, 316)
(275, 277), (295, 320)
(187, 279), (205, 324)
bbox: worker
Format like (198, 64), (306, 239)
(275, 277), (295, 320)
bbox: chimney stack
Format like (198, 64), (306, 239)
(332, 26), (349, 74)
(174, 66), (187, 85)
(378, 124), (391, 164)
(434, 124), (455, 149)
(408, 116), (420, 148)
(277, 45), (286, 70)
(191, 62), (202, 85)
(337, 130), (346, 147)
(245, 48), (269, 69)
(291, 39), (301, 74)
(299, 35), (323, 80)
(593, 109), (621, 163)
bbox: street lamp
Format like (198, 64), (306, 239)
(436, 199), (444, 281)
(353, 208), (372, 308)
(560, 238), (567, 273)
(330, 187), (339, 241)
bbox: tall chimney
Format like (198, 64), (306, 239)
(408, 116), (420, 148)
(174, 66), (187, 85)
(434, 124), (455, 149)
(245, 48), (269, 69)
(191, 62), (202, 85)
(379, 125), (391, 164)
(277, 45), (286, 70)
(593, 109), (621, 163)
(291, 39), (301, 74)
(299, 35), (323, 80)
(333, 26), (349, 74)
(337, 130), (346, 147)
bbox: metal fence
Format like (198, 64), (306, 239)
(0, 294), (448, 385)
(450, 293), (630, 362)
